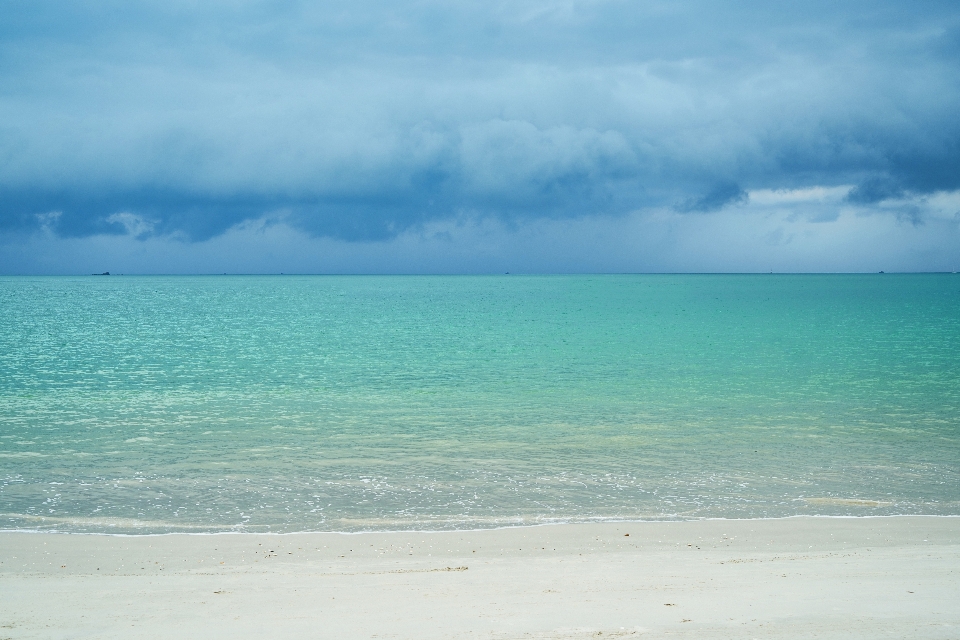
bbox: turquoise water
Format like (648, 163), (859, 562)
(1, 274), (958, 533)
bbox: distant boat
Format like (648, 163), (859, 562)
(93, 271), (110, 276)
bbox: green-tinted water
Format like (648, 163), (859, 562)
(1, 275), (958, 533)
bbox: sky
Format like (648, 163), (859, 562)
(1, 0), (959, 273)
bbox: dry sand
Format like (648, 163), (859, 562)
(1, 516), (958, 639)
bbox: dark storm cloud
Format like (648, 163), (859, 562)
(1, 0), (959, 241)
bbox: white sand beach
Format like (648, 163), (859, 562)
(1, 516), (958, 639)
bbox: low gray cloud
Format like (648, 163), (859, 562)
(846, 178), (904, 205)
(679, 182), (748, 213)
(1, 0), (959, 250)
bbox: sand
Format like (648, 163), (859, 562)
(1, 516), (958, 639)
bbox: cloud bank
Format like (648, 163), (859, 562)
(1, 0), (959, 270)
(5, 187), (959, 274)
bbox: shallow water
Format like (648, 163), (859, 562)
(1, 274), (958, 533)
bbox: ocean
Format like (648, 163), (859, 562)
(1, 274), (958, 533)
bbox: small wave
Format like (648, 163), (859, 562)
(0, 512), (227, 531)
(802, 498), (893, 507)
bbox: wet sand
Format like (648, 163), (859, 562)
(1, 516), (958, 639)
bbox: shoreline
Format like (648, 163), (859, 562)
(2, 516), (958, 638)
(4, 512), (959, 538)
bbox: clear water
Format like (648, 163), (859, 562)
(1, 274), (958, 533)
